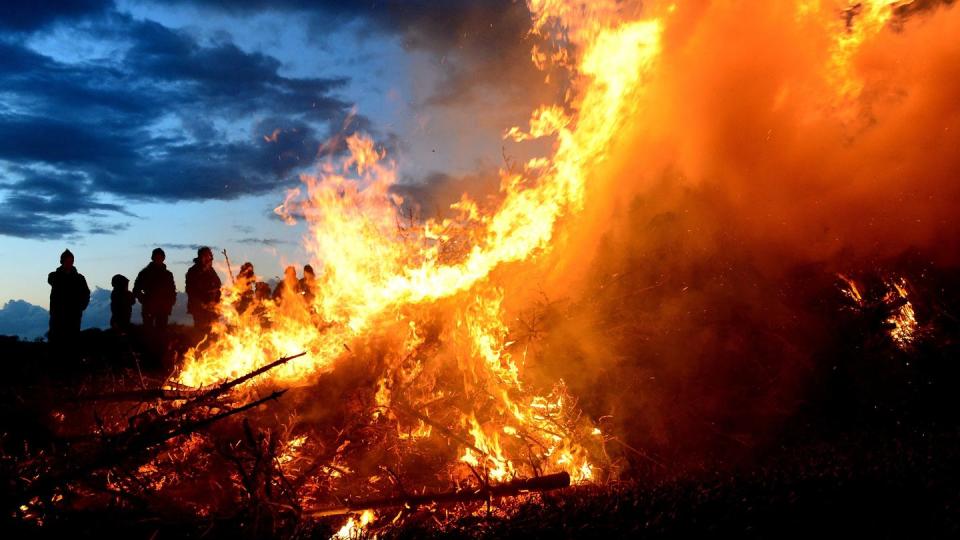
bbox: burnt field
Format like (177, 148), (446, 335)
(1, 257), (958, 539)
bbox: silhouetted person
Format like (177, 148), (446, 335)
(273, 266), (299, 302)
(236, 261), (256, 314)
(299, 264), (317, 305)
(186, 246), (221, 330)
(134, 248), (177, 329)
(47, 249), (90, 347)
(253, 281), (272, 325)
(255, 281), (272, 302)
(110, 274), (135, 331)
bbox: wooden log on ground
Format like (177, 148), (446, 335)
(310, 472), (571, 517)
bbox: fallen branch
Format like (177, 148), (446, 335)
(311, 472), (571, 517)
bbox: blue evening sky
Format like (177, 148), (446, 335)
(0, 1), (545, 308)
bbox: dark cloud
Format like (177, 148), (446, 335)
(235, 237), (293, 246)
(171, 0), (530, 50)
(162, 0), (545, 107)
(150, 243), (217, 252)
(0, 11), (366, 239)
(0, 0), (113, 32)
(87, 221), (130, 235)
(0, 212), (77, 239)
(0, 166), (129, 238)
(0, 114), (138, 166)
(124, 19), (350, 119)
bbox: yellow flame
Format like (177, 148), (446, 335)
(332, 510), (376, 540)
(171, 0), (667, 484)
(838, 273), (864, 305)
(793, 1), (897, 102)
(886, 277), (918, 349)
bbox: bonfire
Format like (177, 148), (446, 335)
(6, 0), (960, 538)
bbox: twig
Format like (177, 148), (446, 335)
(393, 401), (490, 460)
(176, 352), (305, 411)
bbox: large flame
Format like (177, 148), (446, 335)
(174, 0), (665, 483)
(171, 0), (957, 486)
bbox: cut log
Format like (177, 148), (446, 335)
(310, 472), (571, 517)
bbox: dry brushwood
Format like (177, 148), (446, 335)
(10, 353), (304, 514)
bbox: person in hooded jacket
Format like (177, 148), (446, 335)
(48, 249), (90, 346)
(235, 261), (256, 314)
(272, 265), (299, 303)
(133, 248), (177, 329)
(110, 274), (135, 331)
(185, 246), (222, 331)
(299, 264), (317, 305)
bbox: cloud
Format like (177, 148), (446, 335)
(150, 243), (218, 252)
(0, 299), (49, 340)
(0, 288), (197, 340)
(160, 0), (546, 107)
(0, 11), (366, 239)
(0, 1), (547, 240)
(0, 0), (113, 32)
(87, 221), (130, 235)
(124, 19), (350, 119)
(0, 165), (132, 238)
(235, 237), (294, 246)
(0, 212), (77, 239)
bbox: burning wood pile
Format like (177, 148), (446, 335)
(4, 348), (594, 538)
(7, 2), (652, 532)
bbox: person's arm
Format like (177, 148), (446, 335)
(133, 270), (145, 303)
(79, 276), (91, 310)
(185, 268), (197, 298)
(167, 272), (177, 309)
(213, 272), (222, 303)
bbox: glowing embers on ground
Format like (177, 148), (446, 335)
(332, 509), (376, 540)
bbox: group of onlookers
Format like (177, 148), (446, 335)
(108, 247), (221, 333)
(46, 247), (317, 349)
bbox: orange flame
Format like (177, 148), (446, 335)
(171, 0), (668, 484)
